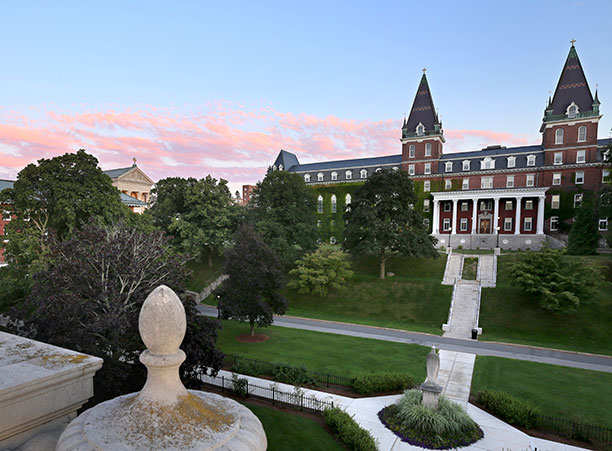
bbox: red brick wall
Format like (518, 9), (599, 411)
(542, 121), (598, 151)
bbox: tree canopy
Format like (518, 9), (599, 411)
(343, 169), (438, 279)
(9, 221), (223, 402)
(250, 170), (318, 267)
(217, 224), (287, 336)
(288, 246), (353, 296)
(567, 194), (599, 255)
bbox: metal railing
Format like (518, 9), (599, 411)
(534, 415), (612, 448)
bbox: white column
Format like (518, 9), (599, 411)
(493, 197), (500, 234)
(451, 199), (458, 234)
(514, 197), (523, 234)
(471, 198), (478, 233)
(537, 195), (546, 234)
(432, 199), (440, 234)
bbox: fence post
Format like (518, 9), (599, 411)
(221, 375), (224, 392)
(246, 379), (249, 397)
(327, 373), (330, 388)
(272, 387), (275, 406)
(300, 394), (303, 412)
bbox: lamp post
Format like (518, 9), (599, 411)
(496, 225), (501, 249)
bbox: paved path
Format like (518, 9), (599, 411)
(437, 350), (475, 406)
(442, 253), (463, 285)
(478, 254), (497, 287)
(201, 370), (588, 451)
(443, 281), (480, 339)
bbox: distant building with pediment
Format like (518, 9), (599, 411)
(103, 158), (154, 214)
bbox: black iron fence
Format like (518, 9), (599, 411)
(224, 353), (354, 390)
(214, 374), (335, 413)
(535, 415), (612, 449)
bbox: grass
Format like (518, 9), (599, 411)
(479, 254), (612, 355)
(242, 402), (343, 451)
(281, 254), (452, 335)
(185, 254), (224, 292)
(217, 320), (428, 381)
(471, 356), (612, 426)
(461, 257), (478, 280)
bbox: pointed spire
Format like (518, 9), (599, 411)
(404, 71), (441, 135)
(547, 42), (594, 118)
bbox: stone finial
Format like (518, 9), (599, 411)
(424, 346), (440, 387)
(138, 285), (189, 404)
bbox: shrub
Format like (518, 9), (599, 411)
(352, 373), (414, 394)
(323, 408), (378, 451)
(231, 374), (249, 397)
(476, 389), (540, 429)
(288, 246), (353, 296)
(230, 358), (268, 377)
(273, 362), (318, 387)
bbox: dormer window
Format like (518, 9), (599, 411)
(481, 157), (495, 170)
(345, 170), (352, 180)
(317, 172), (324, 181)
(360, 169), (368, 179)
(507, 156), (516, 168)
(304, 174), (311, 182)
(273, 165), (277, 170)
(375, 167), (382, 172)
(526, 155), (536, 167)
(279, 164), (284, 171)
(331, 171), (338, 180)
(462, 160), (470, 171)
(416, 123), (425, 136)
(567, 101), (579, 119)
(445, 162), (453, 172)
(555, 128), (564, 145)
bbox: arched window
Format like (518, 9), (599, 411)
(409, 144), (415, 158)
(331, 171), (338, 181)
(345, 170), (352, 180)
(317, 195), (323, 213)
(331, 195), (337, 213)
(304, 174), (311, 182)
(375, 167), (382, 172)
(578, 125), (587, 142)
(425, 143), (432, 156)
(567, 102), (579, 119)
(272, 165), (277, 170)
(360, 169), (368, 179)
(330, 236), (337, 245)
(345, 193), (351, 205)
(392, 166), (399, 171)
(555, 128), (564, 145)
(416, 123), (425, 136)
(317, 172), (324, 181)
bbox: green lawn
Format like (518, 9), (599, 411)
(471, 356), (612, 426)
(479, 254), (612, 355)
(242, 402), (343, 451)
(218, 320), (428, 381)
(185, 255), (224, 292)
(282, 254), (451, 335)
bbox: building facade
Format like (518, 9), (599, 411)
(271, 44), (611, 250)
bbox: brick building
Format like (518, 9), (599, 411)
(271, 43), (611, 250)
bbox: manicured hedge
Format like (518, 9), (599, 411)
(476, 389), (540, 429)
(323, 408), (378, 451)
(352, 373), (414, 394)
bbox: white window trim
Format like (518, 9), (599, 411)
(360, 169), (368, 179)
(462, 160), (470, 171)
(575, 171), (584, 185)
(551, 194), (560, 209)
(345, 170), (352, 180)
(504, 217), (513, 231)
(317, 172), (324, 181)
(331, 171), (338, 180)
(576, 150), (586, 164)
(599, 218), (609, 232)
(550, 216), (559, 231)
(524, 217), (533, 231)
(408, 164), (415, 176)
(507, 156), (516, 168)
(526, 174), (535, 187)
(331, 195), (337, 213)
(481, 176), (493, 189)
(578, 125), (587, 142)
(552, 173), (561, 186)
(566, 101), (579, 119)
(424, 181), (430, 192)
(425, 143), (432, 157)
(423, 199), (430, 212)
(304, 174), (311, 182)
(462, 179), (469, 190)
(442, 218), (451, 231)
(409, 144), (415, 158)
(424, 163), (431, 175)
(555, 129), (564, 145)
(574, 193), (583, 208)
(554, 152), (563, 165)
(445, 161), (453, 173)
(527, 155), (536, 167)
(506, 175), (514, 188)
(416, 122), (425, 136)
(460, 218), (468, 231)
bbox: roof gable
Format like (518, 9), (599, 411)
(104, 165), (154, 185)
(549, 45), (593, 116)
(273, 150), (300, 170)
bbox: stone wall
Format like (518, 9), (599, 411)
(435, 233), (546, 250)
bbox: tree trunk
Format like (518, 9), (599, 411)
(379, 255), (386, 280)
(250, 322), (255, 336)
(207, 251), (213, 268)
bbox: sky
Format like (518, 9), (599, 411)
(1, 0), (611, 195)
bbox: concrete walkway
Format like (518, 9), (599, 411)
(443, 281), (480, 339)
(443, 253), (463, 285)
(478, 254), (497, 288)
(201, 370), (588, 451)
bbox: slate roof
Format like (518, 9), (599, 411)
(287, 154), (402, 172)
(549, 45), (594, 116)
(273, 150), (300, 170)
(0, 180), (15, 192)
(103, 165), (136, 179)
(404, 73), (439, 132)
(120, 192), (147, 206)
(439, 144), (543, 160)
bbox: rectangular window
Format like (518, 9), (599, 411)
(524, 217), (533, 231)
(462, 160), (470, 171)
(506, 175), (514, 188)
(603, 169), (611, 183)
(551, 194), (560, 209)
(525, 200), (533, 210)
(424, 163), (431, 175)
(423, 218), (430, 228)
(505, 200), (513, 210)
(574, 193), (583, 208)
(554, 152), (563, 165)
(599, 218), (609, 231)
(526, 174), (535, 187)
(550, 216), (559, 231)
(425, 143), (432, 157)
(445, 179), (452, 190)
(504, 217), (513, 231)
(481, 177), (493, 189)
(527, 155), (536, 166)
(408, 164), (415, 175)
(480, 200), (492, 211)
(576, 150), (586, 163)
(409, 145), (415, 158)
(424, 180), (430, 192)
(443, 218), (451, 231)
(507, 156), (516, 168)
(443, 202), (451, 212)
(462, 178), (469, 190)
(423, 199), (430, 212)
(575, 171), (584, 184)
(461, 202), (469, 212)
(460, 218), (468, 231)
(445, 162), (453, 172)
(552, 173), (561, 185)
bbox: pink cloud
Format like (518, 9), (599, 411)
(0, 103), (536, 192)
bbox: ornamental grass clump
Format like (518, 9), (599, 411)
(378, 389), (483, 449)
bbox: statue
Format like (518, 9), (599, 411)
(420, 346), (442, 409)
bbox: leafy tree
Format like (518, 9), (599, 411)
(567, 194), (599, 255)
(288, 246), (353, 296)
(217, 224), (287, 336)
(344, 169), (438, 279)
(8, 221), (223, 403)
(151, 176), (236, 267)
(509, 248), (600, 313)
(250, 170), (318, 267)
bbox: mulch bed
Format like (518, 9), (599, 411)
(235, 333), (270, 343)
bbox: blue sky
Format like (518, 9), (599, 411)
(1, 0), (610, 191)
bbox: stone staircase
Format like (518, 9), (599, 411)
(443, 281), (480, 339)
